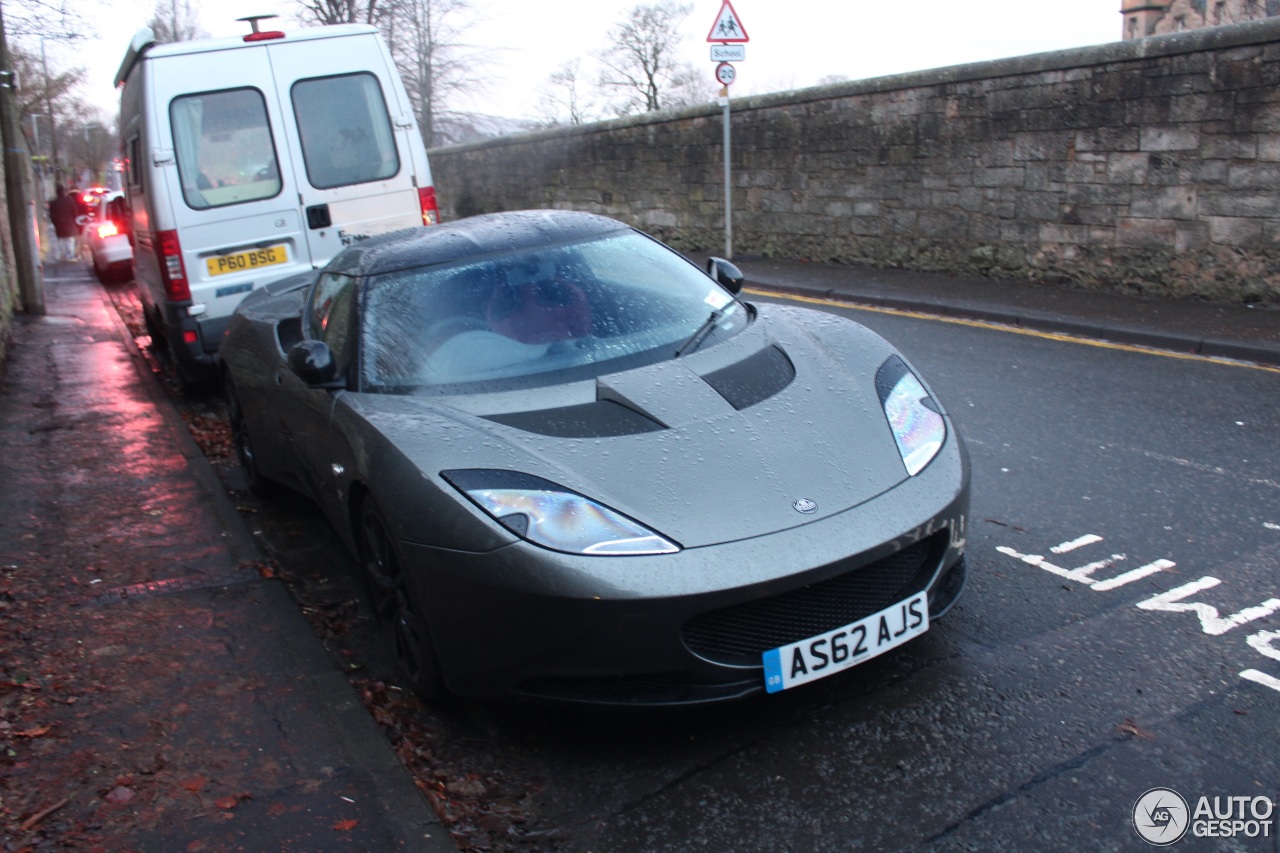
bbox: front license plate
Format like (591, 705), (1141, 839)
(762, 591), (929, 693)
(206, 244), (287, 277)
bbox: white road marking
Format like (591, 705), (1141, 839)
(1247, 630), (1280, 662)
(996, 545), (1169, 590)
(1090, 560), (1177, 592)
(1240, 669), (1280, 694)
(1136, 577), (1280, 636)
(1051, 534), (1103, 554)
(998, 532), (1280, 699)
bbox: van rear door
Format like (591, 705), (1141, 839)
(158, 46), (314, 326)
(266, 34), (426, 266)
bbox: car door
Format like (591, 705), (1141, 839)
(275, 270), (361, 515)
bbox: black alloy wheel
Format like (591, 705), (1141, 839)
(224, 376), (276, 497)
(359, 497), (446, 700)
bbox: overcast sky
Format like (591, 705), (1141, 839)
(51, 0), (1123, 122)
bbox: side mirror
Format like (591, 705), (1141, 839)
(288, 339), (339, 386)
(707, 257), (744, 295)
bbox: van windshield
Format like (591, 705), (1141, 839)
(170, 88), (282, 210)
(292, 73), (399, 190)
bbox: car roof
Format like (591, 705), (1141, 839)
(323, 210), (635, 278)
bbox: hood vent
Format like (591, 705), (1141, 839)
(483, 400), (665, 438)
(700, 345), (795, 411)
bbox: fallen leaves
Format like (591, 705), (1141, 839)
(1116, 718), (1157, 741)
(332, 818), (359, 831)
(104, 785), (136, 805)
(19, 797), (69, 831)
(179, 413), (234, 459)
(179, 776), (207, 793)
(214, 792), (252, 810)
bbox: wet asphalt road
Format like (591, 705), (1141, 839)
(230, 292), (1280, 852)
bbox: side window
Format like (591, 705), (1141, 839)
(169, 88), (282, 210)
(127, 136), (143, 189)
(291, 73), (399, 190)
(306, 273), (359, 378)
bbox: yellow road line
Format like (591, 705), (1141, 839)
(745, 287), (1280, 375)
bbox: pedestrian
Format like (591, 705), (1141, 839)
(47, 184), (80, 263)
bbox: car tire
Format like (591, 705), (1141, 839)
(224, 376), (277, 497)
(359, 496), (446, 701)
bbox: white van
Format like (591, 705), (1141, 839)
(115, 18), (439, 383)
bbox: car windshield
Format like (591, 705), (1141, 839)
(360, 231), (746, 393)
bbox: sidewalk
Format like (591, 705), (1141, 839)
(729, 256), (1280, 368)
(0, 263), (450, 851)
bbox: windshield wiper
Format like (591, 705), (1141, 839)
(675, 302), (736, 358)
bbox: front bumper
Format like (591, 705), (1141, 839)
(400, 434), (970, 705)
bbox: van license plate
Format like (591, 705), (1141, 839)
(207, 245), (287, 277)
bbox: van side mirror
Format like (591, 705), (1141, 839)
(288, 340), (340, 386)
(707, 257), (744, 294)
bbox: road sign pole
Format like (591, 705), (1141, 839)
(722, 91), (732, 260)
(707, 0), (748, 260)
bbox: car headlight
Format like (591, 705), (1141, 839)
(876, 356), (946, 476)
(442, 469), (681, 556)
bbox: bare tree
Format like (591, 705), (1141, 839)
(147, 0), (208, 44)
(536, 59), (600, 128)
(8, 40), (84, 173)
(294, 0), (387, 27)
(384, 0), (485, 148)
(596, 1), (700, 116)
(3, 0), (83, 40)
(61, 108), (116, 183)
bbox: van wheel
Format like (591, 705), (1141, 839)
(359, 496), (446, 701)
(225, 376), (277, 496)
(142, 304), (162, 346)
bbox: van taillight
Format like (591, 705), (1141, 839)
(157, 230), (191, 302)
(418, 187), (440, 226)
(244, 31), (285, 41)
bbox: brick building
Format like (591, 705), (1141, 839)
(1122, 0), (1280, 39)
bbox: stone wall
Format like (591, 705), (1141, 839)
(430, 18), (1280, 304)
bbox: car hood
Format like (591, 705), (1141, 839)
(346, 304), (931, 550)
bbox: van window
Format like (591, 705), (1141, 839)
(292, 73), (399, 190)
(170, 88), (282, 210)
(127, 136), (142, 189)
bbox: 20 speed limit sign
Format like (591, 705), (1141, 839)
(715, 62), (736, 86)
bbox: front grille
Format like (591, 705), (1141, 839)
(682, 536), (939, 664)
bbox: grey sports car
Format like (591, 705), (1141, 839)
(220, 210), (969, 705)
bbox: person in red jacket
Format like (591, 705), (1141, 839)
(47, 184), (80, 263)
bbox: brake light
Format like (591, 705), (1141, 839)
(156, 230), (191, 301)
(97, 221), (119, 239)
(418, 186), (440, 226)
(244, 31), (285, 41)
